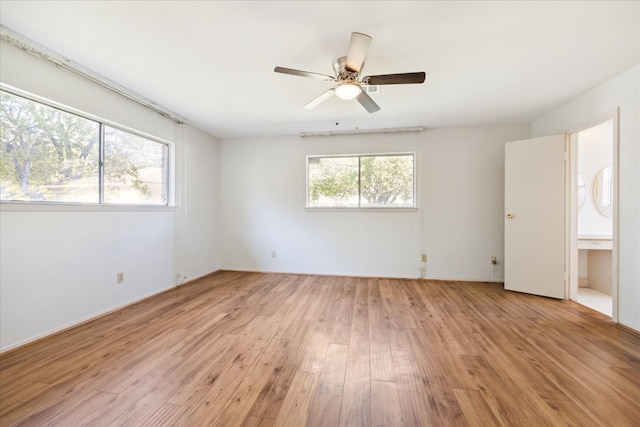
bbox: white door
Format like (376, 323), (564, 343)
(504, 135), (566, 299)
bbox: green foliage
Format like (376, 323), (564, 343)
(308, 154), (414, 207)
(360, 155), (413, 206)
(103, 126), (158, 199)
(1, 91), (164, 202)
(308, 157), (359, 206)
(0, 91), (99, 199)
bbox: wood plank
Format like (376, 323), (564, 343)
(453, 388), (502, 427)
(391, 349), (436, 426)
(371, 380), (403, 427)
(164, 332), (239, 407)
(245, 356), (296, 421)
(306, 343), (348, 427)
(272, 370), (319, 427)
(368, 278), (395, 382)
(115, 402), (191, 426)
(330, 277), (356, 345)
(210, 337), (289, 427)
(339, 278), (371, 427)
(245, 330), (316, 421)
(1, 271), (639, 427)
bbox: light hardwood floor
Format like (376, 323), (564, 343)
(1, 271), (639, 426)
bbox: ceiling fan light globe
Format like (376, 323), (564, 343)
(335, 82), (362, 100)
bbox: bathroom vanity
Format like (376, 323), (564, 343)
(578, 234), (612, 295)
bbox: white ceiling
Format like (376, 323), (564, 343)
(0, 1), (638, 139)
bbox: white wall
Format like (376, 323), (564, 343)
(219, 124), (530, 280)
(175, 125), (220, 281)
(578, 119), (613, 236)
(0, 41), (220, 351)
(532, 65), (640, 331)
(0, 210), (176, 350)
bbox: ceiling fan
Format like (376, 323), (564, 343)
(274, 32), (426, 113)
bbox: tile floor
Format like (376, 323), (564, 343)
(577, 287), (612, 317)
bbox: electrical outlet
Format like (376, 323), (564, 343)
(117, 272), (124, 283)
(421, 254), (427, 262)
(271, 250), (276, 258)
(491, 257), (497, 265)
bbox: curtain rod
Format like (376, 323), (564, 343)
(300, 126), (424, 138)
(1, 25), (188, 125)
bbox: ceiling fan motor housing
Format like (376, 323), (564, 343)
(333, 56), (347, 76)
(274, 32), (425, 113)
(333, 56), (360, 82)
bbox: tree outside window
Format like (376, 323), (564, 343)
(307, 153), (414, 208)
(1, 90), (168, 205)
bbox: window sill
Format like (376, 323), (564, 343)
(0, 201), (175, 212)
(305, 207), (418, 213)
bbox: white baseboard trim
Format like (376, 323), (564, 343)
(1, 269), (223, 354)
(220, 268), (503, 283)
(0, 284), (179, 354)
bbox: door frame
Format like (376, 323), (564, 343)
(567, 109), (619, 322)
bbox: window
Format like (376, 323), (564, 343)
(0, 89), (169, 205)
(307, 153), (415, 208)
(103, 126), (168, 205)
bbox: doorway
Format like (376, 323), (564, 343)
(569, 115), (617, 318)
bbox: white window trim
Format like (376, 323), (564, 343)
(0, 84), (176, 209)
(306, 152), (417, 210)
(0, 201), (175, 212)
(305, 207), (418, 213)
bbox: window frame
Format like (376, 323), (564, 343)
(0, 85), (174, 211)
(306, 152), (417, 211)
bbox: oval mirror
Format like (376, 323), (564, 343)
(593, 166), (613, 218)
(577, 173), (586, 211)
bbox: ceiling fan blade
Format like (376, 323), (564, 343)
(303, 88), (335, 109)
(345, 32), (372, 73)
(356, 91), (380, 113)
(274, 66), (335, 81)
(365, 72), (426, 85)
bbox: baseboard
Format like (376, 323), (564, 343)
(221, 267), (422, 280)
(220, 268), (503, 284)
(616, 321), (640, 336)
(422, 276), (505, 284)
(0, 270), (220, 356)
(176, 269), (221, 286)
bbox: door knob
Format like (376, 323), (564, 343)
(506, 213), (514, 219)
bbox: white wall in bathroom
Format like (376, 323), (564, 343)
(577, 119), (613, 236)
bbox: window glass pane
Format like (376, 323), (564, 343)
(103, 126), (168, 205)
(360, 154), (414, 207)
(1, 91), (99, 202)
(308, 156), (359, 207)
(307, 153), (415, 209)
